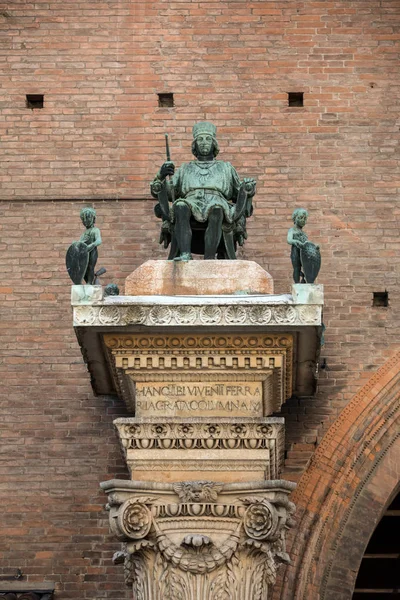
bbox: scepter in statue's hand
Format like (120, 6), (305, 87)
(165, 132), (171, 163)
(160, 134), (176, 182)
(160, 133), (175, 208)
(155, 134), (175, 223)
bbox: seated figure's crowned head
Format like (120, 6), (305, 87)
(191, 121), (220, 158)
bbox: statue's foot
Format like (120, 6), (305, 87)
(174, 253), (192, 262)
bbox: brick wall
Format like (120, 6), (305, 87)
(1, 0), (400, 597)
(0, 204), (133, 598)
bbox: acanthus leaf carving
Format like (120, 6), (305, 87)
(106, 481), (296, 599)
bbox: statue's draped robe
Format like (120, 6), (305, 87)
(165, 160), (241, 223)
(151, 159), (252, 259)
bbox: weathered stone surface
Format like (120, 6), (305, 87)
(0, 581), (55, 600)
(101, 478), (296, 600)
(124, 259), (274, 296)
(291, 283), (324, 305)
(71, 284), (103, 305)
(114, 417), (285, 482)
(73, 301), (322, 399)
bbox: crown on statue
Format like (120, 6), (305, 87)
(192, 121), (217, 139)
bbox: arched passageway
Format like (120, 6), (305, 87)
(278, 350), (400, 600)
(352, 487), (400, 599)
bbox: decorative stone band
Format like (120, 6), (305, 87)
(104, 332), (293, 351)
(101, 478), (296, 600)
(114, 418), (285, 481)
(117, 419), (283, 442)
(73, 297), (322, 328)
(73, 302), (321, 328)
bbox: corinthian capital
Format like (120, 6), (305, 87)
(102, 478), (296, 600)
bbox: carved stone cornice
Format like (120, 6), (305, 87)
(73, 298), (322, 328)
(114, 418), (285, 481)
(101, 478), (296, 600)
(72, 288), (323, 399)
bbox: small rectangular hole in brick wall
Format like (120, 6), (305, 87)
(288, 92), (304, 107)
(373, 291), (389, 307)
(26, 94), (44, 109)
(158, 93), (174, 108)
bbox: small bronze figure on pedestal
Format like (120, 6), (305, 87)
(151, 122), (256, 261)
(66, 207), (102, 284)
(287, 208), (321, 283)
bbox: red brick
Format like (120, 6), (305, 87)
(1, 0), (400, 598)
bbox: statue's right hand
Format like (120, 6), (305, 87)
(160, 161), (175, 180)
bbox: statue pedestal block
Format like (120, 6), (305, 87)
(124, 259), (274, 296)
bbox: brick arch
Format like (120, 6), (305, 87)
(279, 350), (400, 600)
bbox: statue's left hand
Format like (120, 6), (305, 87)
(236, 233), (245, 246)
(243, 177), (256, 194)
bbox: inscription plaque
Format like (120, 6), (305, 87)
(105, 333), (294, 416)
(135, 381), (263, 417)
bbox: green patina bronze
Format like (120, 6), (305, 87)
(287, 208), (321, 284)
(66, 207), (102, 284)
(151, 122), (256, 261)
(104, 283), (120, 297)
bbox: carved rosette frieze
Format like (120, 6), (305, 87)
(114, 418), (285, 480)
(73, 301), (321, 328)
(119, 420), (281, 446)
(102, 479), (296, 600)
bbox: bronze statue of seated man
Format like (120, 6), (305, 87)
(151, 121), (256, 261)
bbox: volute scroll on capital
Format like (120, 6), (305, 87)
(105, 480), (295, 599)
